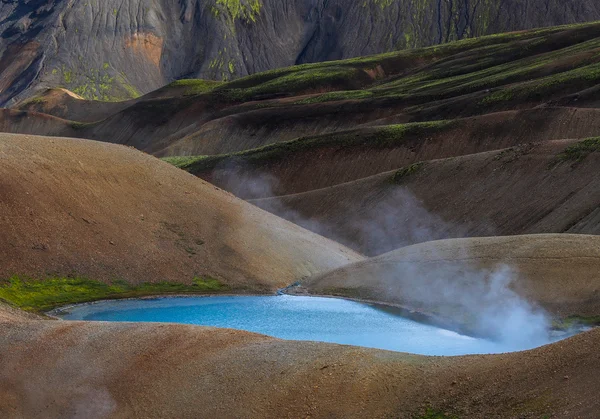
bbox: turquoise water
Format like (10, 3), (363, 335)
(56, 295), (567, 356)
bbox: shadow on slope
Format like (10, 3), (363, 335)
(174, 108), (600, 199)
(250, 138), (600, 255)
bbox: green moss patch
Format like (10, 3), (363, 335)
(211, 0), (262, 23)
(167, 79), (224, 96)
(556, 137), (600, 163)
(414, 409), (459, 419)
(165, 121), (450, 174)
(552, 315), (600, 330)
(161, 155), (210, 168)
(69, 121), (92, 130)
(391, 162), (425, 184)
(0, 276), (226, 313)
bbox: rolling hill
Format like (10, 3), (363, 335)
(0, 134), (360, 295)
(5, 22), (600, 161)
(250, 137), (600, 254)
(302, 234), (600, 324)
(1, 309), (599, 418)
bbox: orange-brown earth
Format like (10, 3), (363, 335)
(2, 22), (600, 419)
(0, 310), (599, 418)
(14, 89), (135, 123)
(303, 234), (600, 320)
(0, 108), (76, 138)
(0, 134), (360, 290)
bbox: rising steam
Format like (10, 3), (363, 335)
(219, 163), (553, 348)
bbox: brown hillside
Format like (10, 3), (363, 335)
(304, 234), (600, 319)
(1, 315), (599, 418)
(0, 109), (76, 138)
(0, 134), (361, 290)
(194, 107), (600, 200)
(156, 100), (410, 156)
(157, 104), (600, 157)
(251, 139), (600, 254)
(14, 89), (134, 123)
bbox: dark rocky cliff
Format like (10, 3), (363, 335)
(1, 0), (599, 106)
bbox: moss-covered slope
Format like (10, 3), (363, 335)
(2, 0), (600, 106)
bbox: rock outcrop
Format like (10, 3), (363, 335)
(1, 0), (600, 105)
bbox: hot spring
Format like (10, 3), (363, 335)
(54, 295), (573, 356)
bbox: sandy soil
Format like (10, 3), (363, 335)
(0, 134), (361, 290)
(0, 312), (598, 418)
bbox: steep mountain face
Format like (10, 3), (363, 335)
(1, 0), (600, 106)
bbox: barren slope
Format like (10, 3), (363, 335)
(0, 108), (76, 138)
(182, 108), (600, 199)
(304, 234), (600, 319)
(251, 139), (600, 254)
(14, 89), (135, 123)
(0, 315), (599, 418)
(2, 21), (600, 169)
(5, 22), (600, 159)
(0, 134), (361, 291)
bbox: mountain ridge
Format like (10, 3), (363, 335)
(2, 0), (600, 106)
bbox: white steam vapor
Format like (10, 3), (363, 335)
(217, 164), (552, 346)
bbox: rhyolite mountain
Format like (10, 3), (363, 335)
(1, 0), (600, 106)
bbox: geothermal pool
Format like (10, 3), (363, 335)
(56, 295), (568, 356)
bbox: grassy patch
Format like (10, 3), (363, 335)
(391, 162), (424, 183)
(69, 121), (92, 130)
(166, 121), (449, 174)
(0, 276), (227, 313)
(167, 79), (224, 96)
(414, 409), (459, 419)
(161, 155), (210, 168)
(211, 0), (262, 23)
(555, 137), (600, 162)
(216, 66), (365, 101)
(552, 315), (600, 330)
(19, 96), (46, 106)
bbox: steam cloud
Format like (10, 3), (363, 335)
(217, 162), (552, 348)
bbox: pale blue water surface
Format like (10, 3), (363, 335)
(56, 295), (569, 356)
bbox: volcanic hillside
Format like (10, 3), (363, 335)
(8, 22), (600, 155)
(251, 138), (600, 254)
(1, 310), (600, 418)
(3, 18), (600, 419)
(2, 0), (600, 106)
(303, 234), (600, 321)
(0, 134), (360, 295)
(6, 22), (600, 257)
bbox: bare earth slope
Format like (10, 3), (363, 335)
(1, 315), (599, 418)
(0, 134), (361, 290)
(251, 139), (600, 254)
(14, 88), (136, 123)
(2, 0), (600, 106)
(304, 234), (600, 319)
(190, 108), (600, 199)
